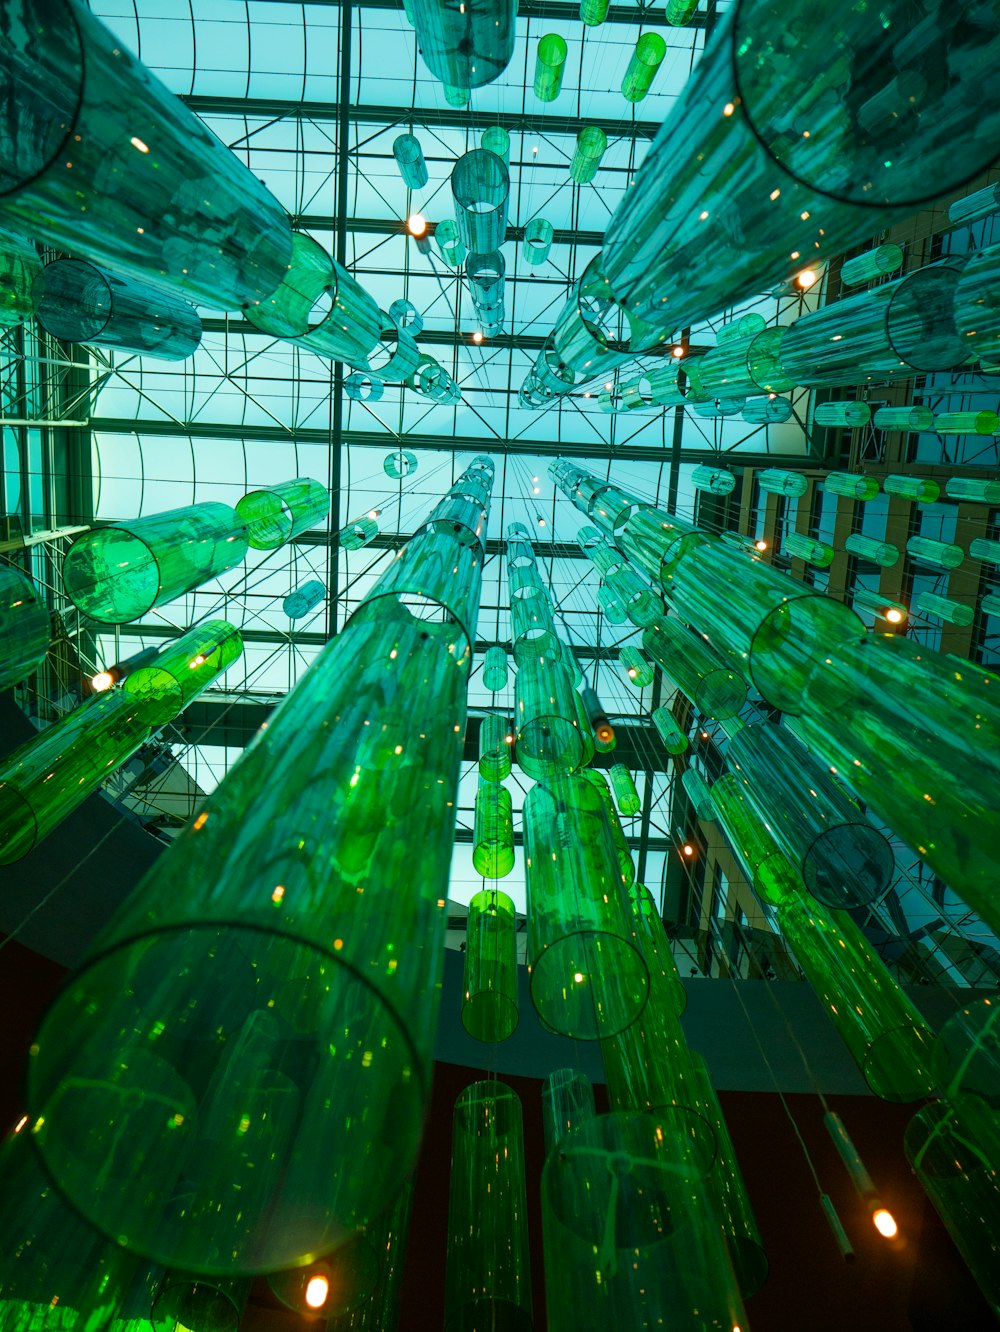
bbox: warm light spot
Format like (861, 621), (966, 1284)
(305, 1276), (329, 1309)
(189, 654), (206, 669)
(334, 938), (344, 950)
(769, 188), (780, 201)
(723, 102), (734, 116)
(407, 212), (428, 237)
(472, 330), (484, 343)
(699, 210), (709, 220)
(800, 211), (810, 220)
(886, 608), (904, 623)
(672, 345), (684, 358)
(538, 518), (545, 527)
(272, 885), (285, 903)
(130, 136), (149, 153)
(573, 972), (585, 983)
(796, 268), (818, 289)
(683, 843), (694, 857)
(755, 539), (768, 551)
(604, 382), (613, 390)
(790, 250), (800, 260)
(91, 670), (115, 692)
(873, 1209), (898, 1239)
(193, 811), (209, 831)
(368, 509), (379, 520)
(13, 1115), (28, 1134)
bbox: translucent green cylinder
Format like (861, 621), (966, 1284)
(783, 532), (834, 567)
(436, 219), (467, 268)
(984, 593), (1000, 617)
(580, 769), (635, 889)
(392, 133), (428, 189)
(630, 883), (685, 1015)
(618, 645), (653, 688)
(610, 564), (664, 627)
(933, 995), (1000, 1106)
(758, 469), (808, 498)
(523, 774), (648, 1040)
(905, 1099), (1000, 1317)
(481, 127), (511, 164)
(569, 128), (607, 184)
(580, 0), (608, 25)
(777, 892), (937, 1101)
(0, 1122), (140, 1332)
(384, 449), (417, 479)
(852, 585), (908, 623)
(844, 532), (898, 566)
(609, 763), (640, 817)
(664, 0), (699, 23)
(451, 151), (510, 256)
(718, 313), (767, 343)
(479, 712), (512, 782)
(326, 1185), (414, 1332)
(235, 478), (329, 551)
(934, 411), (999, 435)
(340, 515), (379, 550)
(62, 503), (249, 625)
(522, 218), (554, 266)
(152, 1272), (249, 1332)
(681, 767), (715, 821)
(0, 0), (292, 309)
(0, 566), (49, 692)
(728, 722), (893, 909)
(0, 621), (242, 863)
(743, 396), (793, 424)
(33, 259), (201, 360)
(445, 1082), (532, 1332)
(814, 403), (872, 430)
(875, 408), (935, 433)
(642, 618), (747, 720)
(884, 473), (940, 501)
(953, 242), (1000, 366)
(691, 466), (736, 495)
(839, 244), (904, 286)
(463, 890), (518, 1042)
(0, 225), (40, 326)
(534, 34), (567, 101)
(948, 182), (1000, 227)
(445, 85), (470, 106)
(514, 651), (584, 779)
(914, 591), (974, 628)
(688, 1053), (769, 1298)
(948, 477), (1000, 505)
(692, 396), (745, 418)
(244, 233), (382, 369)
(473, 780), (515, 878)
(345, 374), (384, 402)
(542, 1070), (596, 1156)
(409, 0), (515, 88)
(541, 1112), (747, 1332)
(906, 535), (964, 570)
(482, 646), (509, 694)
(710, 772), (802, 907)
(622, 33), (666, 102)
(652, 705), (688, 755)
(825, 470), (879, 500)
(686, 328), (794, 398)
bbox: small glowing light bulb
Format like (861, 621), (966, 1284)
(628, 668), (637, 678)
(723, 103), (735, 116)
(573, 972), (585, 983)
(797, 268), (818, 289)
(91, 670), (115, 692)
(672, 345), (685, 358)
(472, 330), (484, 343)
(872, 1209), (898, 1239)
(407, 213), (427, 237)
(886, 608), (904, 624)
(368, 509), (379, 520)
(682, 843), (694, 857)
(537, 517), (545, 527)
(604, 381), (613, 390)
(305, 1276), (329, 1309)
(755, 539), (768, 551)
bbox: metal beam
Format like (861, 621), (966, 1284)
(266, 0), (704, 26)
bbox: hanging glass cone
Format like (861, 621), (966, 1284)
(541, 1113), (747, 1332)
(0, 566), (49, 692)
(472, 780), (515, 878)
(462, 889), (518, 1043)
(26, 470), (492, 1275)
(444, 1083), (532, 1332)
(479, 713), (512, 782)
(524, 773), (647, 1039)
(541, 1070), (596, 1157)
(235, 478), (329, 551)
(61, 503), (250, 625)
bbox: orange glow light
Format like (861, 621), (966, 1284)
(406, 213), (428, 237)
(305, 1276), (330, 1309)
(873, 1209), (898, 1239)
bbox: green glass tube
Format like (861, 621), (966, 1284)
(542, 1070), (596, 1156)
(326, 1184), (414, 1332)
(984, 594), (1000, 617)
(933, 995), (1000, 1107)
(580, 0), (608, 25)
(445, 1082), (531, 1332)
(844, 532), (898, 566)
(435, 219), (468, 268)
(718, 312), (767, 342)
(597, 583), (627, 624)
(235, 478), (329, 551)
(514, 650), (584, 779)
(778, 892), (937, 1101)
(824, 469), (879, 499)
(681, 767), (715, 821)
(479, 712), (512, 781)
(534, 34), (567, 101)
(451, 150), (510, 256)
(665, 0), (699, 23)
(542, 1111), (746, 1332)
(0, 225), (40, 326)
(62, 503), (249, 625)
(522, 218), (554, 266)
(814, 404), (872, 430)
(622, 33), (666, 103)
(283, 581), (326, 620)
(685, 328), (794, 399)
(953, 242), (1000, 366)
(572, 690), (596, 769)
(710, 772), (803, 907)
(569, 128), (607, 185)
(0, 0), (291, 310)
(609, 764), (640, 817)
(268, 1230), (381, 1320)
(949, 478), (1000, 505)
(629, 883), (685, 1015)
(524, 774), (647, 1039)
(851, 586), (909, 624)
(875, 409), (935, 435)
(392, 133), (428, 189)
(692, 396), (745, 418)
(384, 449), (418, 479)
(972, 538), (1000, 566)
(934, 411), (999, 435)
(728, 722), (894, 909)
(463, 890), (518, 1042)
(409, 0), (515, 88)
(642, 618), (747, 720)
(905, 1099), (1000, 1317)
(618, 645), (654, 688)
(580, 769), (635, 888)
(339, 515), (379, 550)
(743, 396), (792, 424)
(883, 473), (940, 502)
(152, 1273), (249, 1332)
(758, 469), (809, 498)
(652, 705), (688, 756)
(688, 1053), (769, 1298)
(949, 182), (1000, 227)
(344, 373), (384, 402)
(0, 566), (49, 692)
(914, 591), (974, 628)
(389, 298), (423, 334)
(482, 646), (509, 693)
(481, 127), (511, 164)
(244, 233), (382, 369)
(473, 779), (515, 878)
(906, 534), (964, 570)
(0, 1121), (140, 1332)
(783, 532), (834, 567)
(691, 466), (736, 495)
(0, 622), (241, 863)
(839, 244), (904, 286)
(365, 522), (487, 653)
(32, 259), (201, 360)
(511, 590), (559, 657)
(468, 250), (505, 310)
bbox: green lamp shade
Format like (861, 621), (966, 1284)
(884, 472), (940, 501)
(622, 33), (666, 102)
(444, 1083), (532, 1332)
(0, 0), (292, 309)
(384, 449), (418, 479)
(523, 774), (648, 1039)
(642, 618), (747, 720)
(875, 408), (936, 433)
(482, 646), (509, 693)
(462, 889), (518, 1042)
(522, 218), (555, 266)
(62, 503), (249, 625)
(609, 763), (640, 816)
(435, 219), (467, 268)
(392, 133), (428, 189)
(758, 469), (808, 498)
(514, 651), (584, 779)
(914, 591), (973, 627)
(451, 150), (510, 256)
(569, 127), (607, 184)
(935, 411), (999, 435)
(824, 469), (878, 499)
(777, 892), (937, 1101)
(948, 477), (1000, 504)
(0, 226), (41, 326)
(534, 34), (567, 100)
(710, 772), (802, 908)
(971, 538), (1000, 566)
(783, 532), (834, 567)
(409, 0), (515, 89)
(472, 779), (515, 878)
(479, 712), (512, 781)
(814, 405), (872, 431)
(743, 396), (793, 424)
(652, 706), (688, 755)
(235, 478), (329, 551)
(580, 0), (608, 25)
(844, 533), (898, 566)
(906, 535), (964, 570)
(664, 0), (699, 23)
(541, 1070), (596, 1156)
(284, 581), (326, 620)
(691, 466), (736, 495)
(618, 645), (653, 688)
(339, 516), (379, 550)
(33, 259), (201, 360)
(0, 567), (49, 692)
(839, 244), (904, 286)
